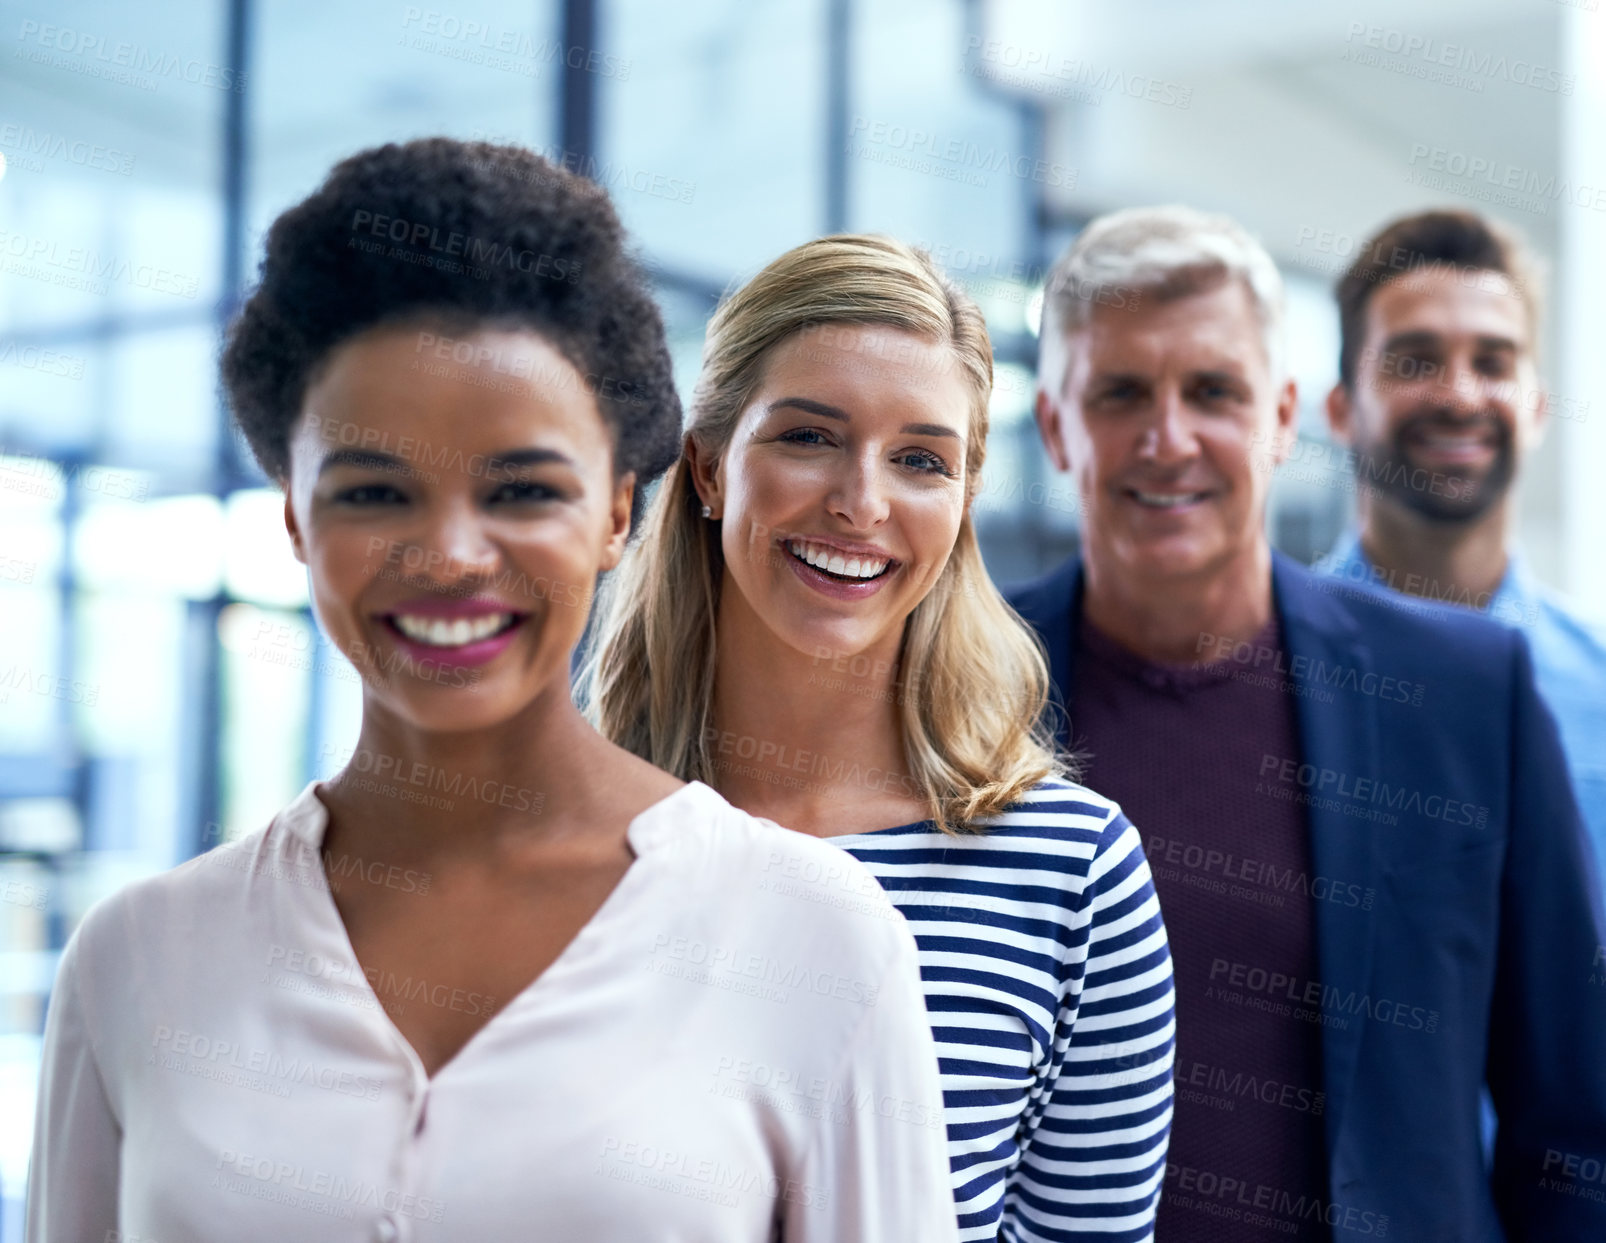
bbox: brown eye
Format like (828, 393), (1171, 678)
(488, 481), (559, 504)
(336, 483), (406, 505)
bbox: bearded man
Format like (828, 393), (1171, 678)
(1319, 208), (1606, 875)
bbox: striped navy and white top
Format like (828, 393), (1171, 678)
(832, 777), (1175, 1243)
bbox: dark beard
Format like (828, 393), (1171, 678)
(1354, 414), (1514, 523)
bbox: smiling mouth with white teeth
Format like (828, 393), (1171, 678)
(387, 612), (522, 647)
(785, 539), (894, 581)
(1128, 489), (1211, 509)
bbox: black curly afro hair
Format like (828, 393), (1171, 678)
(221, 137), (682, 526)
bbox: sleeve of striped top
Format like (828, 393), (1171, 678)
(1006, 809), (1176, 1243)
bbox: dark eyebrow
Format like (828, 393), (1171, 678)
(318, 446), (573, 478)
(1380, 330), (1445, 353)
(317, 449), (411, 478)
(482, 447), (575, 472)
(767, 396), (961, 440)
(1382, 330), (1519, 355)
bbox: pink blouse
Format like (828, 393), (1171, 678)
(27, 778), (957, 1242)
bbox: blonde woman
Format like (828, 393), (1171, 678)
(584, 236), (1175, 1242)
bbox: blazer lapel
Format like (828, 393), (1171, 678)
(1271, 553), (1386, 1156)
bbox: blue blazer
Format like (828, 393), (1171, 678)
(1005, 550), (1606, 1242)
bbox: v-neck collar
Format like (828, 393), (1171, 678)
(274, 776), (711, 857)
(270, 778), (715, 1084)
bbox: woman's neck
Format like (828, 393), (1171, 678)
(706, 588), (927, 836)
(323, 687), (622, 862)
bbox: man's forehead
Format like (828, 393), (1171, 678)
(1369, 268), (1532, 345)
(1073, 292), (1261, 373)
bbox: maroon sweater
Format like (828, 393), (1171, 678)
(1071, 611), (1332, 1242)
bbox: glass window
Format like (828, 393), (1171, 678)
(248, 0), (560, 256)
(849, 0), (1030, 297)
(601, 0), (825, 277)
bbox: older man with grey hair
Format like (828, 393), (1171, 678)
(1006, 205), (1606, 1241)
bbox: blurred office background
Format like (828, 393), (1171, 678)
(3, 0), (1606, 1228)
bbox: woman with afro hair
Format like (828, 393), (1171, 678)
(25, 138), (957, 1243)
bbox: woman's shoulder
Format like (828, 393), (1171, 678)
(965, 776), (1133, 847)
(999, 775), (1127, 822)
(637, 780), (914, 946)
(639, 779), (853, 856)
(828, 779), (1137, 888)
(67, 800), (310, 972)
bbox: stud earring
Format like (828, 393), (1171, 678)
(701, 504), (713, 518)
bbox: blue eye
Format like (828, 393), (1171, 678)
(778, 428), (831, 446)
(1191, 378), (1243, 406)
(897, 448), (954, 476)
(1099, 381), (1142, 403)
